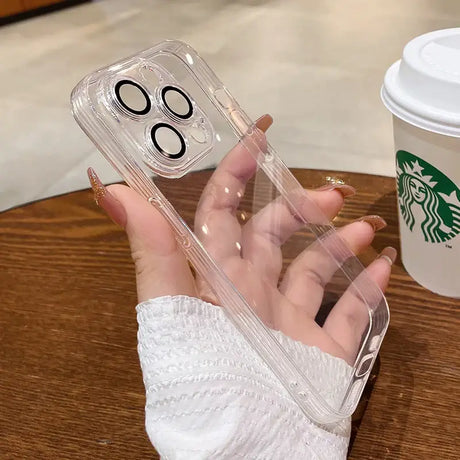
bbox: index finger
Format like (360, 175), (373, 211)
(194, 114), (273, 261)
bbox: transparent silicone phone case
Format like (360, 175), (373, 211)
(71, 40), (389, 424)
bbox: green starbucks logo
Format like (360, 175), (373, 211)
(396, 150), (460, 243)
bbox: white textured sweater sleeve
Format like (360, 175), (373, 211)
(136, 296), (352, 460)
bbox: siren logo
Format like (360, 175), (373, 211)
(396, 151), (460, 243)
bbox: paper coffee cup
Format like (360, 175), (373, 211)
(382, 28), (460, 298)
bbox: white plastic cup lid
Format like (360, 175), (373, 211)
(381, 28), (460, 138)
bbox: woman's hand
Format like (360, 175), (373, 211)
(88, 114), (395, 364)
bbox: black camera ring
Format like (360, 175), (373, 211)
(150, 123), (186, 159)
(114, 80), (151, 115)
(161, 85), (193, 120)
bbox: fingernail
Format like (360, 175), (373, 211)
(316, 183), (356, 197)
(378, 246), (397, 265)
(87, 167), (107, 205)
(356, 215), (387, 232)
(255, 114), (273, 133)
(87, 167), (127, 227)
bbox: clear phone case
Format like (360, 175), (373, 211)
(71, 40), (389, 424)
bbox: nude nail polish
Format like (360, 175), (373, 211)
(356, 215), (387, 232)
(316, 183), (356, 197)
(378, 246), (397, 265)
(255, 114), (273, 133)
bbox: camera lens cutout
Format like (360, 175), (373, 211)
(114, 80), (151, 115)
(150, 123), (186, 159)
(161, 85), (193, 119)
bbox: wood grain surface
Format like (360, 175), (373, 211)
(0, 169), (458, 459)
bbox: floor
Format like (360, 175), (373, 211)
(1, 0), (459, 211)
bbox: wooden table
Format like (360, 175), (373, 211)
(1, 170), (458, 459)
(0, 0), (89, 25)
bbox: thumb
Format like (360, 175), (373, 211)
(88, 168), (196, 302)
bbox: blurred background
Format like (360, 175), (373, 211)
(1, 0), (459, 211)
